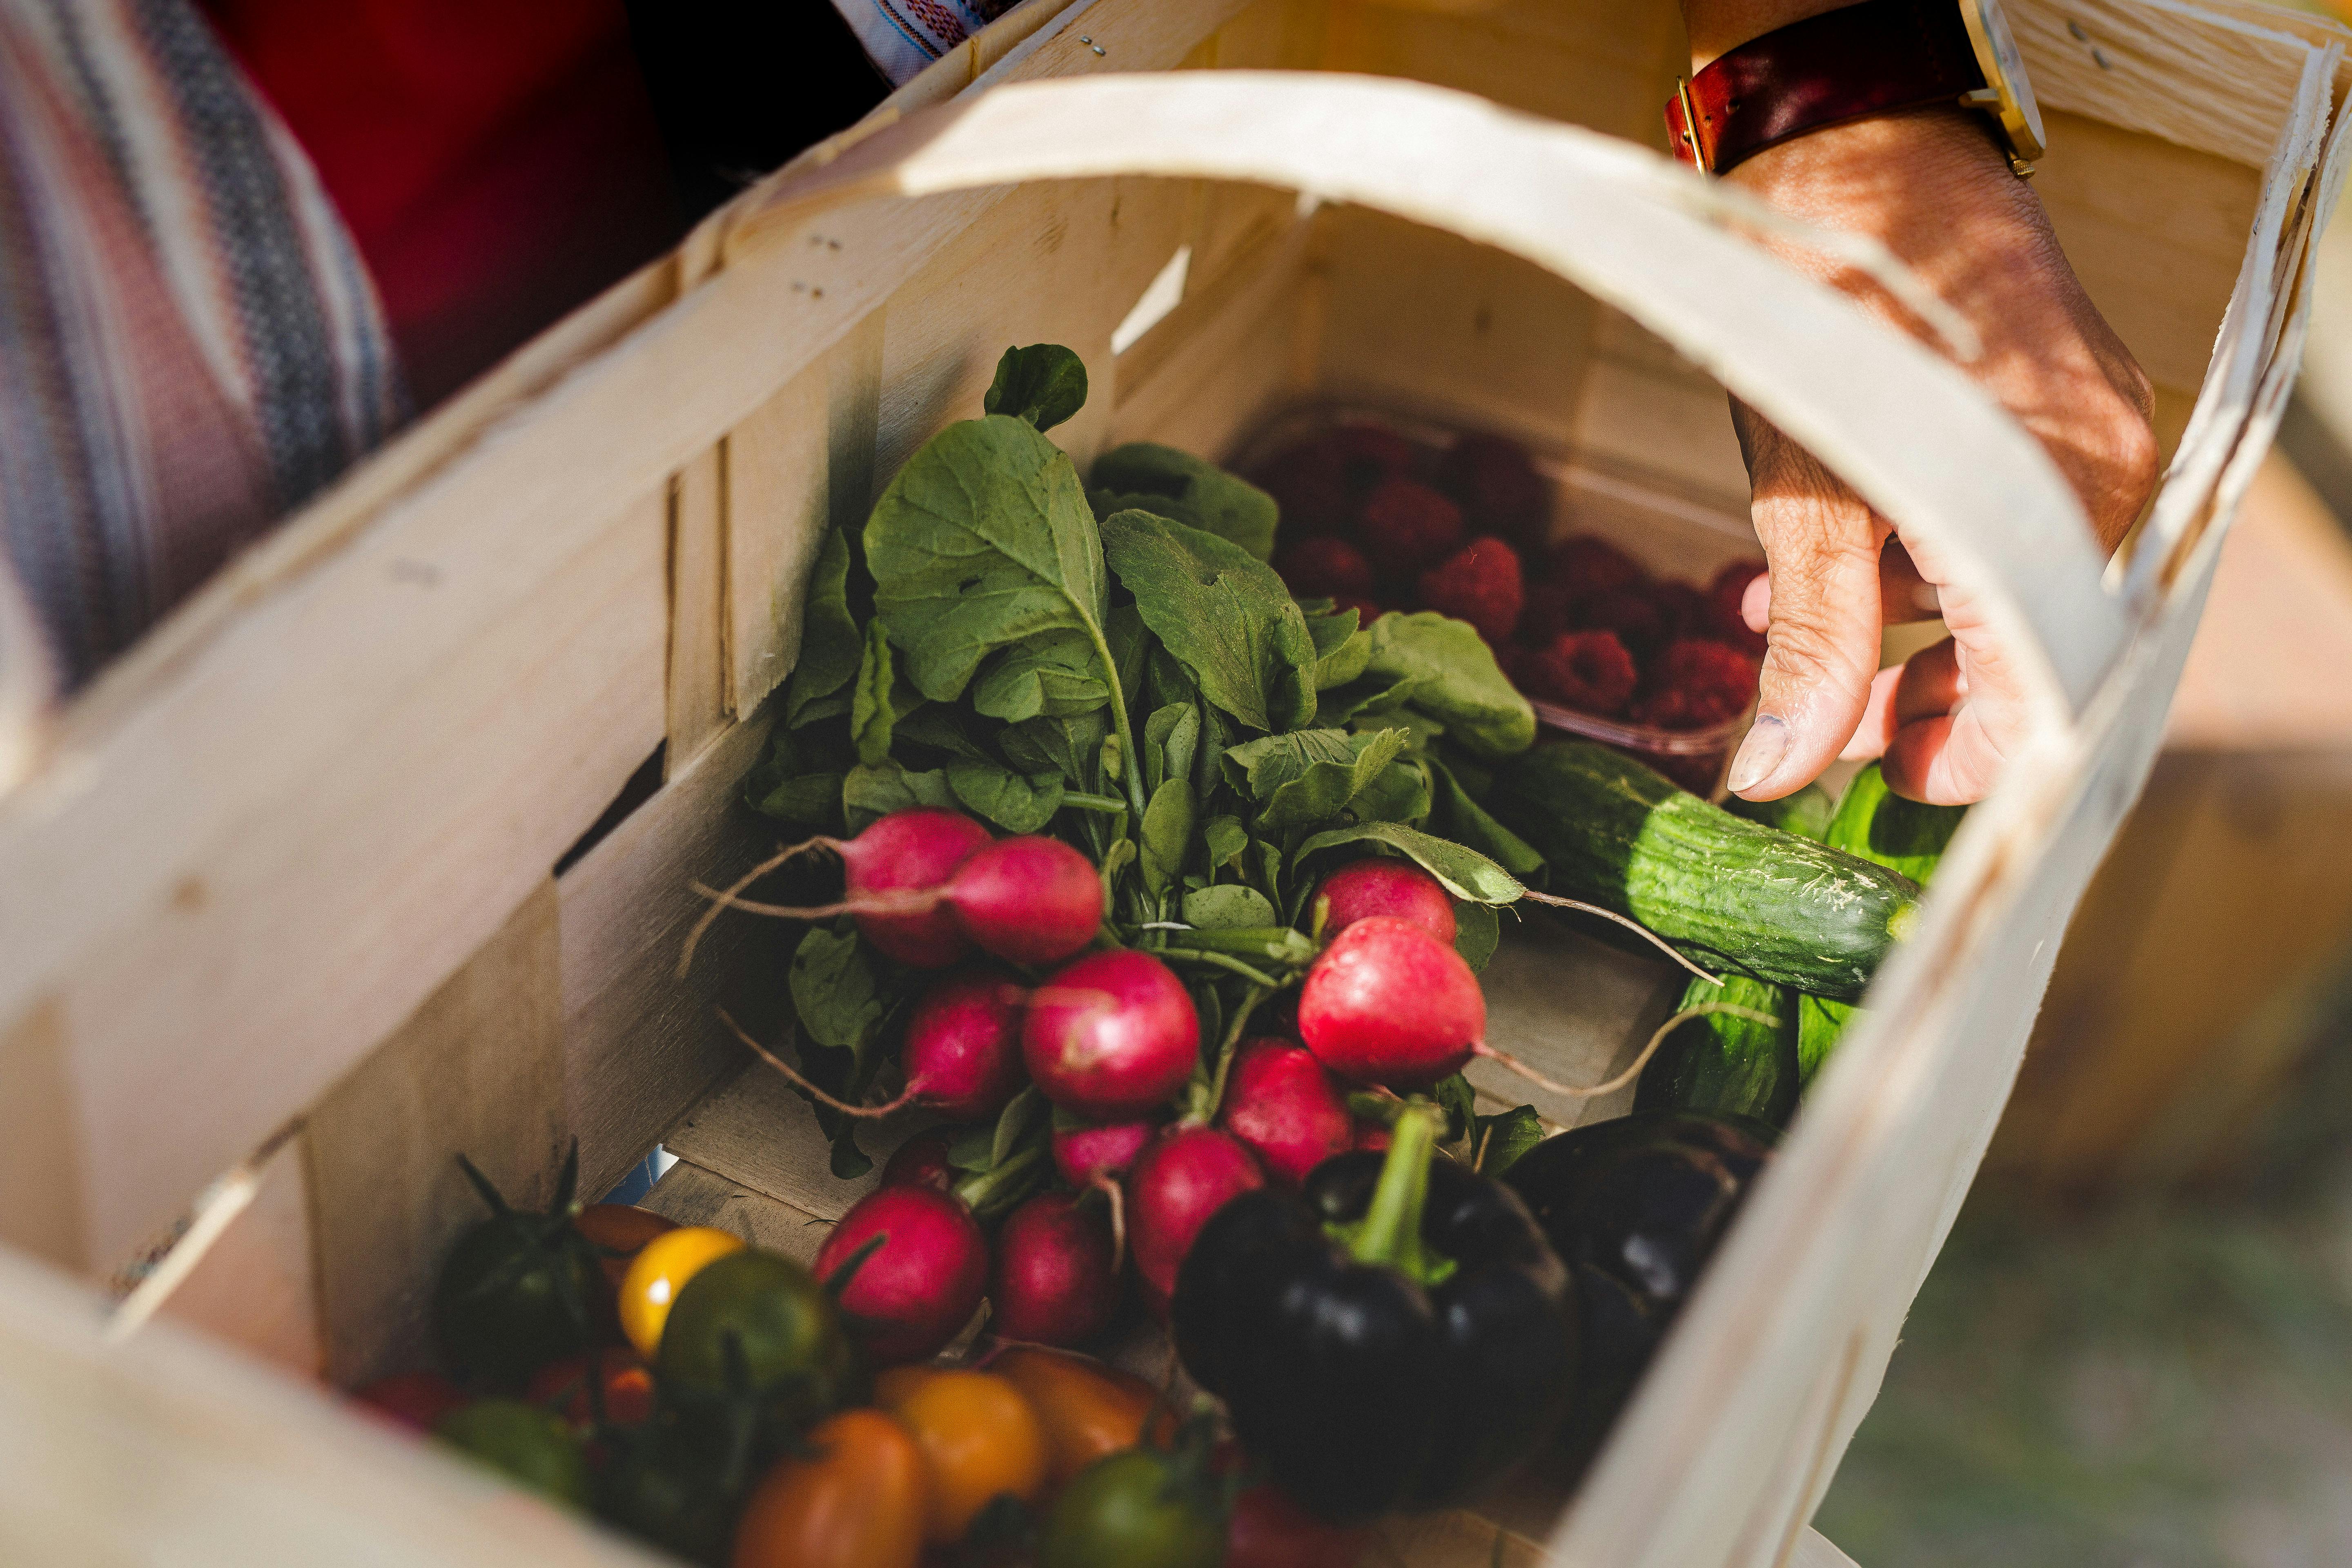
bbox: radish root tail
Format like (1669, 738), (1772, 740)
(715, 1007), (918, 1119)
(1515, 891), (1722, 986)
(1092, 1174), (1128, 1274)
(677, 836), (840, 978)
(1473, 1002), (1778, 1101)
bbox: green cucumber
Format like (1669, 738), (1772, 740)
(1487, 741), (1920, 1001)
(1635, 973), (1799, 1127)
(1722, 782), (1834, 843)
(1796, 763), (1969, 1085)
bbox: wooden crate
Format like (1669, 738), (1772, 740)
(0, 1), (2343, 1563)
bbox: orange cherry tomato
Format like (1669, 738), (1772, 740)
(577, 1203), (679, 1291)
(874, 1367), (1049, 1545)
(990, 1346), (1167, 1486)
(617, 1225), (744, 1357)
(732, 1408), (928, 1568)
(522, 1346), (656, 1428)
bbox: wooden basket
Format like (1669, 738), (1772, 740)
(2, 2), (2343, 1563)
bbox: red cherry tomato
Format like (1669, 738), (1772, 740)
(351, 1370), (466, 1434)
(523, 1346), (655, 1428)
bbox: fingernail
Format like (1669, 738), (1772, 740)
(1727, 715), (1788, 795)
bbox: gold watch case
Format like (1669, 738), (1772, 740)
(1959, 0), (2048, 174)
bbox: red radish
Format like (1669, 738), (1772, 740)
(942, 835), (1104, 965)
(896, 967), (1027, 1120)
(1218, 1040), (1354, 1187)
(1128, 1126), (1263, 1310)
(1313, 858), (1456, 945)
(880, 1127), (959, 1192)
(1296, 916), (1484, 1089)
(815, 1185), (989, 1366)
(1051, 1117), (1158, 1190)
(990, 1190), (1121, 1346)
(1022, 950), (1200, 1118)
(684, 807), (991, 972)
(697, 831), (1103, 970)
(1353, 1120), (1393, 1154)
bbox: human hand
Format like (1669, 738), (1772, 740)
(1684, 8), (2160, 804)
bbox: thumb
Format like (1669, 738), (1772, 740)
(1726, 419), (1891, 801)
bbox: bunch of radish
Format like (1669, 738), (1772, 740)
(731, 806), (1590, 1370)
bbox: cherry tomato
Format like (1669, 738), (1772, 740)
(874, 1367), (1049, 1546)
(989, 1347), (1164, 1486)
(1037, 1445), (1224, 1568)
(1225, 1480), (1369, 1568)
(433, 1201), (601, 1388)
(578, 1203), (679, 1339)
(619, 1225), (745, 1357)
(731, 1408), (928, 1568)
(352, 1370), (466, 1434)
(659, 1249), (861, 1438)
(434, 1398), (593, 1508)
(524, 1346), (656, 1428)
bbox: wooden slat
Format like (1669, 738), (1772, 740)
(726, 360), (831, 719)
(0, 1244), (662, 1568)
(56, 500), (667, 1272)
(2013, 0), (2324, 168)
(0, 1000), (83, 1270)
(557, 713), (782, 1203)
(639, 1158), (832, 1268)
(305, 882), (568, 1389)
(149, 1135), (322, 1379)
(665, 449), (731, 774)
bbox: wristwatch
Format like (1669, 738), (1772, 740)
(1666, 0), (2046, 178)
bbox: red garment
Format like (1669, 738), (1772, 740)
(201, 0), (681, 406)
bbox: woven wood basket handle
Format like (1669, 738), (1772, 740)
(729, 71), (2130, 719)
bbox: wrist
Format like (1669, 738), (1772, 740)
(1682, 0), (1866, 69)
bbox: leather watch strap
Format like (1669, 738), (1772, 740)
(1668, 0), (1989, 176)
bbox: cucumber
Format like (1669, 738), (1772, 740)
(1722, 782), (1833, 843)
(1797, 763), (1969, 1085)
(1487, 740), (1919, 1002)
(1635, 973), (1799, 1127)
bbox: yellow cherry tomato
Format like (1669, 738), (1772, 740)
(617, 1225), (744, 1357)
(874, 1366), (1049, 1545)
(731, 1408), (928, 1568)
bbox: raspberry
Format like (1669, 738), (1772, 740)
(1357, 478), (1464, 578)
(1276, 536), (1376, 601)
(1439, 433), (1549, 550)
(1704, 559), (1769, 656)
(1520, 630), (1639, 717)
(1541, 535), (1647, 601)
(1635, 639), (1759, 731)
(1577, 586), (1669, 660)
(1415, 537), (1525, 642)
(1654, 580), (1706, 642)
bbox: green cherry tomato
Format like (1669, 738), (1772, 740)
(1038, 1447), (1226, 1568)
(431, 1209), (601, 1387)
(434, 1399), (592, 1508)
(655, 1250), (861, 1441)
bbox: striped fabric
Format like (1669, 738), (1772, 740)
(829, 0), (1021, 85)
(0, 0), (403, 704)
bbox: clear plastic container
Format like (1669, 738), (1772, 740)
(1234, 403), (1762, 798)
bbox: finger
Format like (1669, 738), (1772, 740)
(1878, 639), (2013, 804)
(1840, 665), (1903, 761)
(1735, 538), (1941, 646)
(1891, 637), (1963, 725)
(1729, 514), (1888, 800)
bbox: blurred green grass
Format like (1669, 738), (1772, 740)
(1816, 1025), (2352, 1567)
